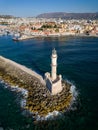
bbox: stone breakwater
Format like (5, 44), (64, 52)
(0, 56), (72, 118)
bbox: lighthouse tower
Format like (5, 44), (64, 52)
(51, 48), (57, 81)
(45, 49), (62, 95)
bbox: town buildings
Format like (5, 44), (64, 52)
(0, 17), (98, 37)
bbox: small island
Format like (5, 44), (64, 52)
(0, 49), (73, 119)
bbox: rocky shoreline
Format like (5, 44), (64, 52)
(0, 56), (73, 119)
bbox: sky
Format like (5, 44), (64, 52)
(0, 0), (98, 17)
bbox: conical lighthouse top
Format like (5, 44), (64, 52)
(52, 48), (57, 55)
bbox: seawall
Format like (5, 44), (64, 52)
(0, 55), (72, 118)
(0, 56), (45, 85)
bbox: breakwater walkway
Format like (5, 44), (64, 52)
(0, 56), (72, 118)
(0, 56), (45, 85)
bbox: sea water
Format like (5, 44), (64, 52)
(0, 35), (98, 130)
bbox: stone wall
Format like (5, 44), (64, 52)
(0, 56), (45, 85)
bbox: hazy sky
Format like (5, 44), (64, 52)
(0, 0), (98, 17)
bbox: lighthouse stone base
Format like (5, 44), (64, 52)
(45, 72), (62, 95)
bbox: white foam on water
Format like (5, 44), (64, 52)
(45, 111), (62, 120)
(0, 78), (78, 121)
(20, 99), (27, 108)
(36, 110), (62, 121)
(0, 79), (28, 108)
(70, 85), (78, 99)
(65, 80), (79, 112)
(35, 80), (79, 121)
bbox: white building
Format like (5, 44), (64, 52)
(45, 48), (62, 95)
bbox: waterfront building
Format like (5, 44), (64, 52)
(45, 49), (62, 95)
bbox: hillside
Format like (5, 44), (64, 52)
(37, 12), (98, 19)
(0, 15), (14, 19)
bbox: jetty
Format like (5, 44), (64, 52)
(0, 56), (72, 118)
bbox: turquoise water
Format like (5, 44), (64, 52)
(0, 36), (98, 130)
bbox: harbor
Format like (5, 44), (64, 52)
(0, 35), (98, 129)
(0, 17), (98, 41)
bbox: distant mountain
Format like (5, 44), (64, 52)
(37, 12), (98, 19)
(0, 15), (14, 19)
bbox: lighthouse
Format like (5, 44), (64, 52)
(51, 48), (57, 81)
(45, 49), (62, 95)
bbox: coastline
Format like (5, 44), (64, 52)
(0, 31), (98, 130)
(12, 33), (98, 41)
(0, 56), (73, 119)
